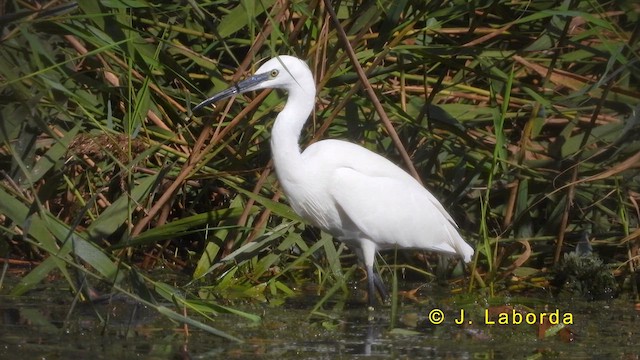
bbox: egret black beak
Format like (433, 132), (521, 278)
(192, 72), (271, 112)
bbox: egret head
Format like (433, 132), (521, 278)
(193, 55), (313, 112)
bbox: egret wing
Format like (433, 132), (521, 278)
(329, 167), (469, 259)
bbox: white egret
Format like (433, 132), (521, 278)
(193, 55), (474, 306)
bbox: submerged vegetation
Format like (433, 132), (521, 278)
(1, 0), (639, 340)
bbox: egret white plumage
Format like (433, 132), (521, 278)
(193, 55), (474, 307)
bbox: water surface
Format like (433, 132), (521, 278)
(1, 283), (638, 359)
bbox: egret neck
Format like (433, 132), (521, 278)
(270, 76), (316, 183)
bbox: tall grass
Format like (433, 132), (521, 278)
(1, 0), (639, 337)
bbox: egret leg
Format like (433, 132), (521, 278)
(365, 266), (389, 307)
(360, 239), (387, 307)
(372, 271), (389, 302)
(366, 265), (377, 308)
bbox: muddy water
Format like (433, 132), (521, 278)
(0, 286), (638, 359)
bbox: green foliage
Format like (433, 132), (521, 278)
(1, 0), (639, 340)
(552, 252), (618, 300)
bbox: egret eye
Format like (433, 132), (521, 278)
(270, 69), (279, 78)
